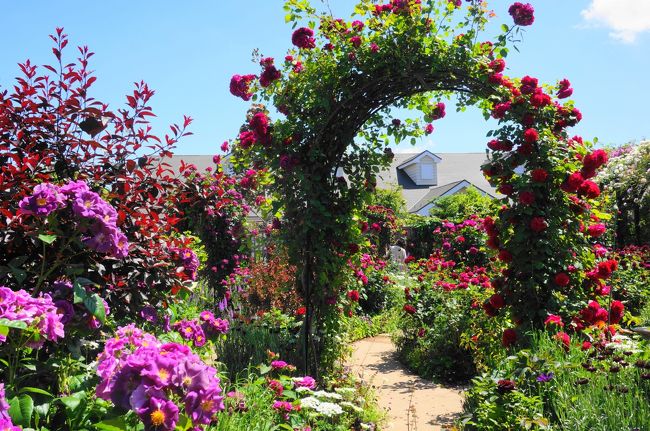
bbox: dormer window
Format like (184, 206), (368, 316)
(397, 150), (441, 186)
(421, 164), (434, 180)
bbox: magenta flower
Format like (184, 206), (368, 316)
(184, 384), (224, 425)
(138, 396), (180, 431)
(18, 183), (65, 216)
(508, 2), (534, 26)
(271, 360), (288, 370)
(292, 27), (316, 49)
(294, 376), (316, 389)
(229, 74), (256, 101)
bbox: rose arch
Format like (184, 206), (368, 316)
(227, 0), (609, 374)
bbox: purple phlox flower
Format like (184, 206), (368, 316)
(173, 359), (215, 393)
(59, 179), (90, 196)
(72, 190), (105, 219)
(0, 383), (11, 421)
(141, 354), (177, 388)
(0, 418), (21, 431)
(83, 223), (129, 258)
(18, 183), (65, 216)
(111, 365), (148, 410)
(184, 383), (225, 425)
(136, 395), (180, 431)
(139, 306), (158, 324)
(162, 315), (171, 333)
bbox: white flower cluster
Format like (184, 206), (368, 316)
(299, 396), (344, 417)
(597, 141), (650, 205)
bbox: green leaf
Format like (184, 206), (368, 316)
(0, 318), (27, 330)
(84, 293), (106, 324)
(8, 394), (34, 428)
(501, 24), (509, 33)
(59, 391), (86, 413)
(95, 417), (128, 431)
(259, 364), (272, 375)
(174, 414), (192, 431)
(73, 278), (95, 304)
(38, 234), (57, 244)
(19, 387), (54, 398)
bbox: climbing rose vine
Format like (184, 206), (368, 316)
(225, 0), (603, 368)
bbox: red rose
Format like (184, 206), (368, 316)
(296, 306), (306, 316)
(502, 328), (517, 347)
(403, 304), (416, 315)
(578, 180), (600, 199)
(229, 74), (256, 101)
(498, 249), (513, 262)
(544, 314), (564, 327)
(561, 172), (584, 193)
(581, 341), (592, 351)
(520, 75), (538, 94)
(508, 2), (535, 26)
(554, 272), (570, 287)
(523, 128), (539, 143)
(595, 308), (608, 322)
(491, 102), (511, 119)
(498, 184), (514, 195)
(488, 73), (504, 85)
(583, 149), (608, 171)
(557, 78), (573, 99)
(518, 191), (535, 205)
(292, 27), (316, 49)
(349, 35), (362, 48)
(482, 301), (498, 317)
(530, 217), (548, 233)
(531, 168), (548, 182)
(517, 142), (533, 155)
(489, 293), (505, 309)
(530, 88), (551, 108)
(347, 290), (360, 302)
(610, 300), (624, 324)
(587, 223), (606, 238)
(489, 58), (506, 73)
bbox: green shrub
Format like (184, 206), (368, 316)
(461, 331), (650, 431)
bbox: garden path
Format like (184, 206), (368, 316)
(348, 335), (464, 431)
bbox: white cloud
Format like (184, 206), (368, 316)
(581, 0), (650, 43)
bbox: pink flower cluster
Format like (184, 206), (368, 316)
(0, 286), (64, 348)
(172, 311), (229, 347)
(19, 180), (128, 258)
(96, 325), (224, 430)
(170, 247), (200, 281)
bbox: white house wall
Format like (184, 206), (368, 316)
(403, 155), (438, 186)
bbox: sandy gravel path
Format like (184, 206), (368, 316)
(348, 335), (464, 431)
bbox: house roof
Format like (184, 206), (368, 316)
(163, 151), (496, 214)
(396, 150), (442, 169)
(375, 152), (496, 210)
(408, 180), (466, 212)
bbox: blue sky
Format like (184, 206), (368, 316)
(2, 0), (649, 155)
